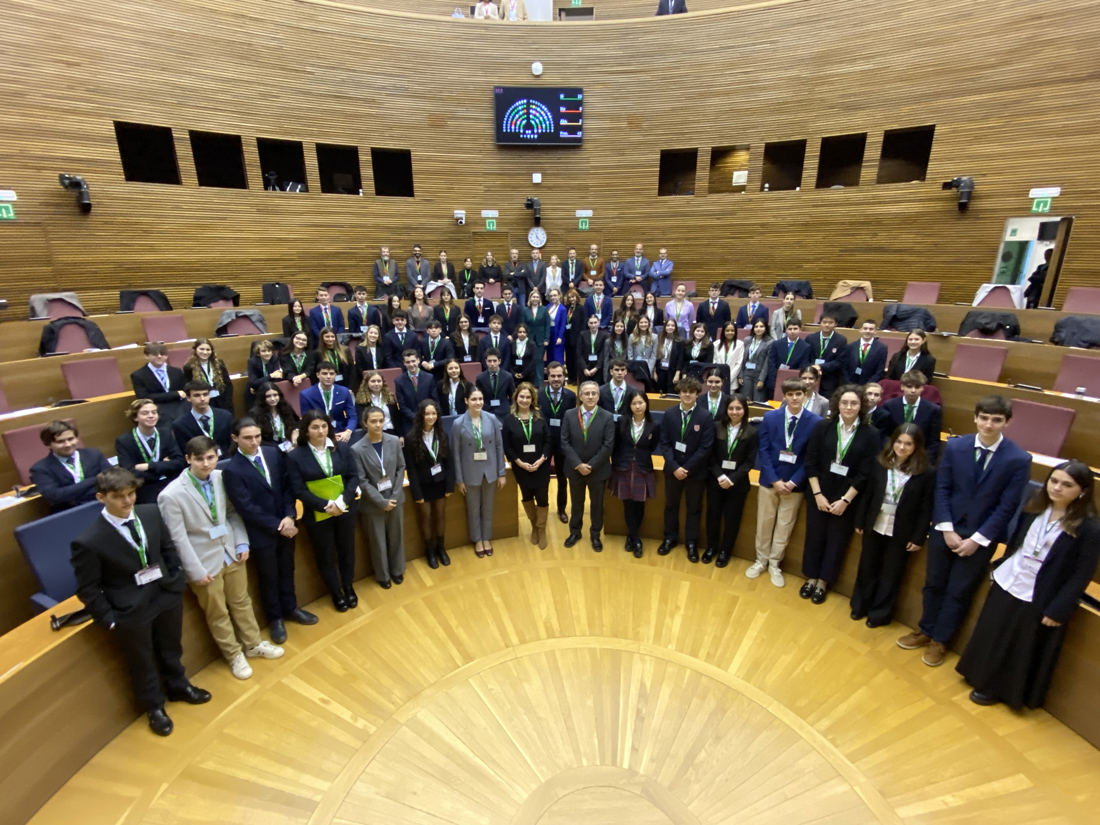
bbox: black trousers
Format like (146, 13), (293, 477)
(623, 500), (646, 539)
(663, 475), (705, 543)
(801, 503), (858, 584)
(250, 533), (298, 622)
(850, 528), (914, 624)
(920, 531), (995, 644)
(514, 464), (550, 507)
(655, 364), (675, 394)
(705, 479), (749, 552)
(304, 510), (358, 598)
(552, 450), (569, 512)
(112, 594), (188, 711)
(568, 472), (606, 534)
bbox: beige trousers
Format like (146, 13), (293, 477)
(190, 560), (261, 660)
(754, 486), (803, 566)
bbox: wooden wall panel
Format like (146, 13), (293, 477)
(3, 0), (1100, 319)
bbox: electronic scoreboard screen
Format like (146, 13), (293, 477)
(494, 87), (583, 145)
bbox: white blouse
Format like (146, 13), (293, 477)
(994, 508), (1064, 602)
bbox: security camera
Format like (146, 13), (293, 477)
(941, 176), (975, 212)
(58, 173), (92, 213)
(524, 197), (541, 226)
(454, 210), (466, 226)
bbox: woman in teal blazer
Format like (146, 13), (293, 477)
(522, 288), (551, 389)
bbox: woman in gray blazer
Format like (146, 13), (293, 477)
(740, 319), (774, 402)
(450, 386), (507, 558)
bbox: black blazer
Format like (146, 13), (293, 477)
(421, 335), (454, 377)
(846, 338), (888, 385)
(286, 442), (360, 524)
(475, 369), (516, 417)
(465, 297), (495, 329)
(250, 407), (300, 447)
(306, 350), (355, 387)
(478, 332), (513, 368)
(501, 413), (552, 464)
(804, 331), (848, 397)
(171, 407), (234, 454)
(708, 421), (759, 488)
(282, 314), (315, 349)
(803, 419), (880, 501)
(887, 350), (937, 382)
(598, 381), (638, 421)
(702, 392), (731, 422)
(130, 364), (186, 407)
(658, 404), (716, 478)
(70, 504), (186, 628)
(246, 356), (286, 397)
(478, 263), (503, 285)
(656, 338), (686, 375)
(854, 462), (935, 547)
(563, 306), (584, 352)
(114, 426), (185, 501)
(438, 379), (471, 417)
(696, 300), (732, 339)
(347, 304), (384, 334)
(403, 431), (455, 501)
(355, 400), (402, 436)
(538, 385), (577, 452)
(30, 449), (113, 512)
(879, 397), (943, 464)
(382, 329), (421, 368)
(455, 269), (479, 300)
(611, 416), (660, 471)
(577, 330), (609, 377)
(451, 333), (479, 365)
(281, 350), (311, 381)
(510, 340), (539, 384)
(685, 340), (714, 366)
(993, 514), (1100, 624)
(222, 447), (297, 545)
(434, 304), (462, 336)
(560, 406), (616, 481)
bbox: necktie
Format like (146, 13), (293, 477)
(252, 455), (267, 482)
(67, 456), (77, 470)
(904, 404), (915, 422)
(861, 343), (869, 360)
(398, 332), (405, 345)
(323, 307), (330, 326)
(199, 414), (210, 432)
(412, 373), (419, 389)
(122, 519), (143, 549)
(147, 436), (157, 458)
(493, 335), (499, 348)
(156, 368), (168, 390)
(553, 392), (560, 404)
(977, 447), (991, 471)
(711, 301), (717, 312)
(614, 386), (622, 408)
(583, 410), (592, 427)
(787, 415), (798, 437)
(492, 374), (498, 395)
(750, 303), (756, 315)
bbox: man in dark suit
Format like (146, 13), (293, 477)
(656, 0), (687, 13)
(382, 310), (420, 368)
(130, 343), (186, 419)
(804, 312), (848, 399)
(539, 362), (577, 523)
(347, 286), (384, 333)
(863, 382), (893, 432)
(622, 243), (651, 294)
(734, 286), (769, 329)
(70, 466), (210, 736)
(845, 319), (888, 385)
(696, 283), (733, 340)
(583, 279), (614, 330)
(495, 285), (523, 336)
(223, 419), (317, 644)
(764, 318), (812, 399)
(171, 382), (234, 455)
(478, 316), (513, 368)
(504, 248), (531, 307)
(309, 286), (345, 338)
(373, 246), (400, 298)
(421, 320), (454, 379)
(878, 371), (943, 464)
(30, 420), (113, 512)
(300, 364), (358, 439)
(560, 380), (616, 550)
(657, 376), (716, 561)
(475, 350), (515, 418)
(115, 402), (185, 505)
(527, 248), (547, 298)
(465, 281), (494, 331)
(562, 247), (585, 294)
(597, 359), (637, 423)
(603, 250), (627, 296)
(395, 350), (439, 430)
(701, 368), (730, 420)
(899, 395), (1031, 667)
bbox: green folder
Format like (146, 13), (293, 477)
(306, 475), (344, 522)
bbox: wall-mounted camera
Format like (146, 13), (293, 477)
(941, 176), (974, 212)
(524, 196), (541, 226)
(454, 210), (466, 226)
(58, 173), (92, 213)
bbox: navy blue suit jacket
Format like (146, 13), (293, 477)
(465, 297), (495, 330)
(171, 408), (234, 454)
(604, 261), (628, 295)
(584, 295), (614, 329)
(804, 331), (848, 398)
(309, 304), (345, 338)
(621, 256), (650, 289)
(30, 448), (113, 512)
(932, 434), (1031, 544)
(222, 447), (296, 545)
(300, 383), (358, 432)
(765, 337), (812, 395)
(845, 338), (888, 385)
(478, 332), (513, 368)
(879, 397), (943, 464)
(735, 303), (770, 329)
(347, 304), (384, 334)
(696, 299), (732, 339)
(754, 406), (822, 489)
(658, 404), (715, 478)
(495, 301), (523, 336)
(395, 371), (439, 428)
(656, 0), (688, 13)
(382, 328), (421, 368)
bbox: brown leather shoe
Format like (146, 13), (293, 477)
(922, 642), (947, 667)
(896, 631), (932, 650)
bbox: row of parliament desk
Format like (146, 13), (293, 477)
(0, 469), (1096, 825)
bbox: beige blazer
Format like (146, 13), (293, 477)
(157, 469), (250, 582)
(498, 0), (527, 20)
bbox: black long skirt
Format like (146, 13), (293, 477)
(956, 583), (1068, 710)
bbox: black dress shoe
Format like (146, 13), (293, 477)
(591, 534), (603, 552)
(148, 708), (173, 737)
(332, 596), (348, 613)
(811, 587), (827, 605)
(288, 608), (319, 625)
(167, 684), (212, 705)
(687, 543), (700, 563)
(969, 689), (1000, 706)
(715, 550), (731, 568)
(558, 511), (569, 524)
(657, 540), (675, 556)
(624, 538), (634, 553)
(379, 579), (392, 590)
(799, 582), (815, 599)
(701, 546), (717, 564)
(269, 619), (287, 645)
(564, 531), (582, 548)
(426, 549), (439, 570)
(436, 540), (451, 567)
(344, 586), (359, 608)
(850, 609), (866, 621)
(866, 618), (888, 628)
(632, 540), (643, 559)
(393, 574), (404, 585)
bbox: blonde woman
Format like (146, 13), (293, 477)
(184, 338), (233, 414)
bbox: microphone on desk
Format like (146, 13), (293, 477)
(50, 608), (91, 632)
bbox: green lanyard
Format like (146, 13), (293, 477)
(429, 337), (439, 356)
(631, 419), (644, 444)
(749, 338), (761, 358)
(858, 342), (869, 364)
(472, 419), (483, 450)
(248, 451), (269, 484)
(261, 360), (269, 377)
(327, 351), (339, 368)
(520, 415), (533, 443)
(186, 470), (218, 522)
(63, 454), (84, 482)
(123, 517), (148, 566)
(547, 390), (563, 417)
(709, 395), (720, 417)
(322, 388), (333, 414)
(726, 424), (741, 459)
(679, 406), (694, 440)
(294, 317), (303, 331)
(784, 340), (797, 365)
(590, 335), (597, 354)
(272, 415), (285, 441)
(425, 432), (438, 461)
(133, 428), (159, 463)
(836, 421), (858, 462)
(201, 361), (215, 385)
(313, 445), (333, 476)
(198, 412), (214, 438)
(819, 334), (831, 357)
(291, 352), (305, 371)
(886, 467), (908, 503)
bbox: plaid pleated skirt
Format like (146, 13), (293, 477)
(609, 462), (656, 502)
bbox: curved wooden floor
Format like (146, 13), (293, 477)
(32, 527), (1100, 825)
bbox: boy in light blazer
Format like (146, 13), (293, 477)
(158, 435), (284, 680)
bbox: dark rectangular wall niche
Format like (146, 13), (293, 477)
(876, 125), (936, 184)
(657, 149), (698, 196)
(708, 145), (751, 194)
(316, 144), (362, 195)
(760, 140), (806, 191)
(371, 148), (415, 197)
(189, 131), (248, 189)
(114, 122), (181, 185)
(816, 133), (867, 188)
(257, 138), (308, 191)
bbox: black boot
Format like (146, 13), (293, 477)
(436, 538), (451, 566)
(425, 539), (439, 570)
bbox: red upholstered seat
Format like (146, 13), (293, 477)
(223, 316), (263, 336)
(132, 295), (163, 312)
(1052, 354), (1100, 396)
(948, 343), (1008, 383)
(142, 314), (188, 343)
(975, 286), (1017, 308)
(835, 287), (869, 302)
(46, 299), (83, 320)
(1062, 287), (1100, 314)
(3, 419), (80, 486)
(53, 323), (94, 354)
(483, 282), (502, 299)
(274, 378), (310, 416)
(1004, 400), (1075, 458)
(378, 368), (402, 394)
(326, 285), (348, 300)
(964, 328), (1007, 339)
(61, 356), (125, 400)
(771, 367), (798, 402)
(901, 282), (941, 304)
(207, 299), (234, 309)
(426, 286), (443, 305)
(167, 348), (191, 369)
(460, 362), (482, 385)
(881, 336), (906, 362)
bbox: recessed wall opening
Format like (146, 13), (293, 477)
(257, 138), (308, 191)
(876, 125), (936, 184)
(371, 148), (415, 197)
(815, 133), (866, 188)
(760, 140), (806, 191)
(189, 131), (248, 189)
(316, 144), (362, 195)
(114, 122), (181, 185)
(657, 149), (698, 196)
(708, 145), (751, 194)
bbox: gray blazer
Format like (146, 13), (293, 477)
(560, 405), (616, 482)
(740, 336), (774, 389)
(157, 469), (249, 582)
(628, 335), (657, 373)
(450, 412), (507, 485)
(406, 257), (431, 292)
(351, 433), (406, 510)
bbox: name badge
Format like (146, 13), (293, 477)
(334, 374), (344, 381)
(208, 389), (220, 398)
(522, 444), (537, 453)
(134, 564), (163, 586)
(473, 450), (488, 461)
(516, 358), (524, 365)
(566, 324), (572, 330)
(778, 450), (797, 464)
(549, 418), (561, 427)
(490, 398), (501, 407)
(208, 523), (229, 539)
(881, 503), (898, 515)
(814, 359), (825, 366)
(829, 462), (849, 476)
(463, 355), (472, 362)
(854, 367), (862, 375)
(378, 476), (393, 492)
(722, 460), (737, 470)
(613, 414), (622, 422)
(588, 354), (598, 362)
(477, 315), (485, 323)
(279, 440), (293, 452)
(590, 269), (597, 276)
(660, 360), (670, 368)
(431, 463), (443, 476)
(745, 361), (756, 370)
(675, 441), (688, 452)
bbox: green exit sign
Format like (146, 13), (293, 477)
(0, 203), (14, 220)
(1031, 198), (1052, 213)
(578, 218), (589, 230)
(571, 0), (582, 6)
(485, 218), (497, 231)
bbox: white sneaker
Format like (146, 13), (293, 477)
(245, 640), (285, 659)
(229, 653), (253, 680)
(769, 565), (785, 588)
(745, 561), (767, 579)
